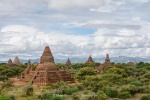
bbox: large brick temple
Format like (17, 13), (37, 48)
(19, 46), (75, 85)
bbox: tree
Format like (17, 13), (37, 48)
(75, 67), (96, 81)
(24, 84), (33, 96)
(104, 67), (128, 77)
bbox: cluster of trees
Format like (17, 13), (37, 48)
(0, 61), (149, 100)
(0, 63), (26, 81)
(73, 62), (150, 99)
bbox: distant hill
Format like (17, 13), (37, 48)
(1, 56), (150, 63)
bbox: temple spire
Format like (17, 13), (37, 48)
(13, 56), (21, 65)
(7, 59), (14, 67)
(40, 46), (54, 63)
(105, 54), (110, 62)
(28, 59), (31, 68)
(66, 58), (71, 66)
(86, 55), (94, 63)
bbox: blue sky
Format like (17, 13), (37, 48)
(0, 0), (150, 61)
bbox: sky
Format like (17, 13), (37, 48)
(0, 0), (150, 61)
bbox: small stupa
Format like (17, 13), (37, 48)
(7, 59), (14, 67)
(86, 55), (94, 63)
(22, 59), (32, 75)
(66, 58), (71, 66)
(13, 56), (21, 65)
(103, 54), (112, 67)
(95, 54), (113, 72)
(19, 46), (75, 85)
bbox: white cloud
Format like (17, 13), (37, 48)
(1, 25), (38, 33)
(0, 0), (150, 61)
(48, 0), (103, 10)
(116, 29), (137, 37)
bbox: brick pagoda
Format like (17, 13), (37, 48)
(86, 55), (94, 63)
(65, 58), (71, 66)
(13, 56), (21, 65)
(20, 46), (75, 85)
(7, 59), (14, 67)
(95, 54), (113, 72)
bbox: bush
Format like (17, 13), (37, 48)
(140, 94), (150, 100)
(121, 85), (138, 95)
(0, 95), (12, 100)
(0, 76), (8, 81)
(82, 92), (97, 100)
(118, 91), (131, 99)
(24, 84), (33, 96)
(102, 74), (124, 84)
(71, 93), (80, 100)
(1, 81), (12, 89)
(62, 87), (78, 95)
(75, 67), (96, 81)
(40, 93), (65, 100)
(105, 67), (128, 77)
(143, 72), (150, 79)
(104, 87), (118, 98)
(97, 91), (108, 100)
(129, 81), (143, 87)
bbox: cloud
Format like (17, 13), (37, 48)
(0, 0), (150, 61)
(1, 23), (150, 61)
(48, 0), (103, 10)
(1, 25), (38, 33)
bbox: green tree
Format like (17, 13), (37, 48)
(75, 67), (96, 81)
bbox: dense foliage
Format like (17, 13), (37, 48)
(0, 63), (26, 81)
(0, 61), (149, 100)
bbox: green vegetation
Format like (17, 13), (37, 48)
(0, 63), (26, 81)
(0, 62), (150, 100)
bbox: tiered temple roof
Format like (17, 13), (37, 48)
(13, 56), (21, 65)
(86, 55), (94, 64)
(66, 58), (71, 66)
(95, 54), (113, 72)
(20, 46), (75, 85)
(7, 59), (14, 67)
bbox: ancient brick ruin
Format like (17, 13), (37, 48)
(13, 56), (21, 65)
(19, 46), (75, 85)
(86, 55), (94, 64)
(95, 54), (113, 72)
(7, 59), (14, 67)
(65, 58), (72, 66)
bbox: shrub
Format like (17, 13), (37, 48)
(62, 87), (78, 95)
(121, 85), (138, 95)
(118, 91), (131, 99)
(75, 67), (96, 81)
(102, 74), (124, 84)
(0, 76), (8, 81)
(140, 94), (150, 100)
(97, 91), (108, 100)
(77, 84), (84, 90)
(71, 93), (80, 100)
(143, 72), (150, 79)
(82, 92), (97, 100)
(24, 84), (33, 96)
(104, 87), (118, 98)
(105, 67), (128, 77)
(1, 81), (12, 89)
(129, 81), (143, 87)
(0, 95), (12, 100)
(40, 93), (65, 100)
